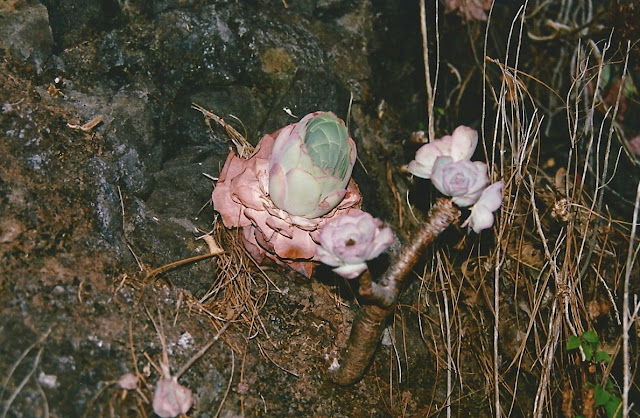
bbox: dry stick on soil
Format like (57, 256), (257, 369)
(330, 199), (460, 385)
(143, 252), (225, 282)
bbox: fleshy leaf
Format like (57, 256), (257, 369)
(333, 263), (368, 279)
(283, 168), (323, 216)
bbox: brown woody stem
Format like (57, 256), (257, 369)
(330, 198), (460, 385)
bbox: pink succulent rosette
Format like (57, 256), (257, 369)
(152, 377), (193, 418)
(407, 125), (504, 233)
(212, 121), (362, 278)
(430, 156), (489, 207)
(315, 210), (396, 279)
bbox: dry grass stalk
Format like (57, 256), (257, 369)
(622, 181), (640, 416)
(192, 105), (278, 348)
(0, 329), (51, 418)
(410, 0), (637, 416)
(196, 223), (274, 343)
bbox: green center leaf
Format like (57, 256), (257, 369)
(305, 113), (351, 178)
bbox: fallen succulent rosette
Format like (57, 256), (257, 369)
(152, 377), (193, 418)
(315, 210), (396, 279)
(212, 112), (362, 277)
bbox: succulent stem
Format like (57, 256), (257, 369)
(330, 198), (460, 385)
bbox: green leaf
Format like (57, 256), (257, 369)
(567, 335), (581, 351)
(600, 64), (612, 89)
(595, 385), (611, 407)
(595, 350), (611, 364)
(604, 396), (622, 418)
(582, 344), (593, 361)
(623, 75), (637, 97)
(581, 331), (599, 345)
(305, 113), (350, 176)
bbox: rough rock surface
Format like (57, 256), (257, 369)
(1, 0), (434, 416)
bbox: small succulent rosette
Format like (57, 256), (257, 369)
(430, 157), (488, 207)
(315, 210), (396, 279)
(212, 112), (362, 277)
(406, 125), (504, 232)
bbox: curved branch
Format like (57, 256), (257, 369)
(330, 199), (460, 385)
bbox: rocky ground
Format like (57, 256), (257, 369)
(0, 1), (441, 416)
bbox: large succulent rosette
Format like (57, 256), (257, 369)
(212, 112), (362, 277)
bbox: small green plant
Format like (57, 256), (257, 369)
(567, 331), (621, 418)
(566, 331), (610, 363)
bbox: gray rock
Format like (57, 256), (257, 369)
(0, 2), (54, 73)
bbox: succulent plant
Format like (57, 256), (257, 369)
(430, 156), (489, 207)
(152, 377), (193, 418)
(212, 112), (362, 277)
